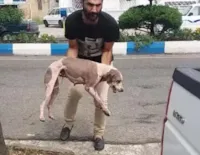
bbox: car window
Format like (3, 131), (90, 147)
(49, 9), (55, 15)
(190, 6), (200, 16)
(55, 9), (59, 15)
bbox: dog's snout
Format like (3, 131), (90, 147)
(119, 88), (124, 92)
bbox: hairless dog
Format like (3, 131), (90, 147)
(39, 57), (124, 122)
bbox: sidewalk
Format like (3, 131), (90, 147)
(5, 139), (161, 155)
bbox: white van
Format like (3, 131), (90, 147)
(181, 3), (200, 30)
(161, 67), (200, 155)
(43, 7), (74, 28)
(157, 0), (200, 31)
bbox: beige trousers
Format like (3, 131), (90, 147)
(63, 62), (113, 138)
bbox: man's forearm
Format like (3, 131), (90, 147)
(101, 50), (112, 65)
(66, 48), (78, 58)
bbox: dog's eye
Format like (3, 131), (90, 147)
(116, 80), (121, 83)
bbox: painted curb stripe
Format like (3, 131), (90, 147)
(51, 43), (69, 55)
(13, 43), (51, 55)
(127, 41), (164, 54)
(127, 42), (134, 55)
(0, 41), (198, 55)
(0, 44), (13, 55)
(165, 41), (200, 54)
(134, 41), (165, 54)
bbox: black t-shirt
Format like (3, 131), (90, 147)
(64, 10), (120, 63)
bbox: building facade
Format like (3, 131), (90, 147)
(18, 0), (58, 20)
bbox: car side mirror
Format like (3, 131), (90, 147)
(188, 12), (193, 16)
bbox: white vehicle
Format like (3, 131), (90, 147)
(157, 0), (200, 31)
(161, 67), (200, 155)
(181, 3), (200, 30)
(43, 7), (74, 28)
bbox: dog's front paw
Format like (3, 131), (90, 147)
(48, 114), (55, 120)
(103, 109), (111, 117)
(39, 116), (45, 122)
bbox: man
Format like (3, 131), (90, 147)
(60, 0), (120, 151)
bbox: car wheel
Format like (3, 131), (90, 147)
(44, 20), (49, 27)
(59, 20), (63, 28)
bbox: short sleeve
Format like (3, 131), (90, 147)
(64, 16), (77, 40)
(104, 22), (120, 42)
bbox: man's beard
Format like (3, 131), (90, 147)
(83, 8), (100, 22)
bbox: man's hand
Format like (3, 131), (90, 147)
(101, 42), (114, 65)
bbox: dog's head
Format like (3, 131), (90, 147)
(102, 68), (124, 93)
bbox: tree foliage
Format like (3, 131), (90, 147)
(0, 6), (24, 25)
(118, 5), (182, 35)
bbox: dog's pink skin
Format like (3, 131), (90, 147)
(39, 57), (123, 122)
(40, 59), (66, 121)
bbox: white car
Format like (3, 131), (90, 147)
(161, 67), (200, 155)
(43, 7), (74, 28)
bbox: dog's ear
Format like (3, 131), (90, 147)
(101, 69), (115, 83)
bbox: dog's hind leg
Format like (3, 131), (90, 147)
(40, 84), (54, 122)
(44, 65), (66, 120)
(40, 67), (53, 122)
(47, 78), (59, 120)
(40, 65), (65, 122)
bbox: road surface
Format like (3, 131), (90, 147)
(1, 54), (200, 145)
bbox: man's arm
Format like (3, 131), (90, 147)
(66, 39), (78, 58)
(101, 42), (114, 65)
(60, 40), (78, 77)
(64, 14), (78, 58)
(101, 19), (120, 65)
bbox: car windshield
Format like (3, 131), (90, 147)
(177, 6), (193, 15)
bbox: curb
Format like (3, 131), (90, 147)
(5, 139), (161, 155)
(0, 41), (164, 56)
(0, 41), (199, 56)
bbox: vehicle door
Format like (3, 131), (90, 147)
(182, 5), (200, 30)
(53, 8), (61, 24)
(45, 9), (56, 25)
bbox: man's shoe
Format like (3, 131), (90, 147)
(93, 137), (105, 151)
(60, 125), (73, 141)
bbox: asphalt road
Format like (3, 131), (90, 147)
(1, 54), (200, 145)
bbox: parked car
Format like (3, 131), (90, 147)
(161, 67), (200, 155)
(43, 7), (74, 28)
(0, 20), (39, 41)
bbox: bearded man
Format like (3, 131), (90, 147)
(60, 0), (120, 151)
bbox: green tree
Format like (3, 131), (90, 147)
(118, 5), (182, 35)
(0, 6), (24, 25)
